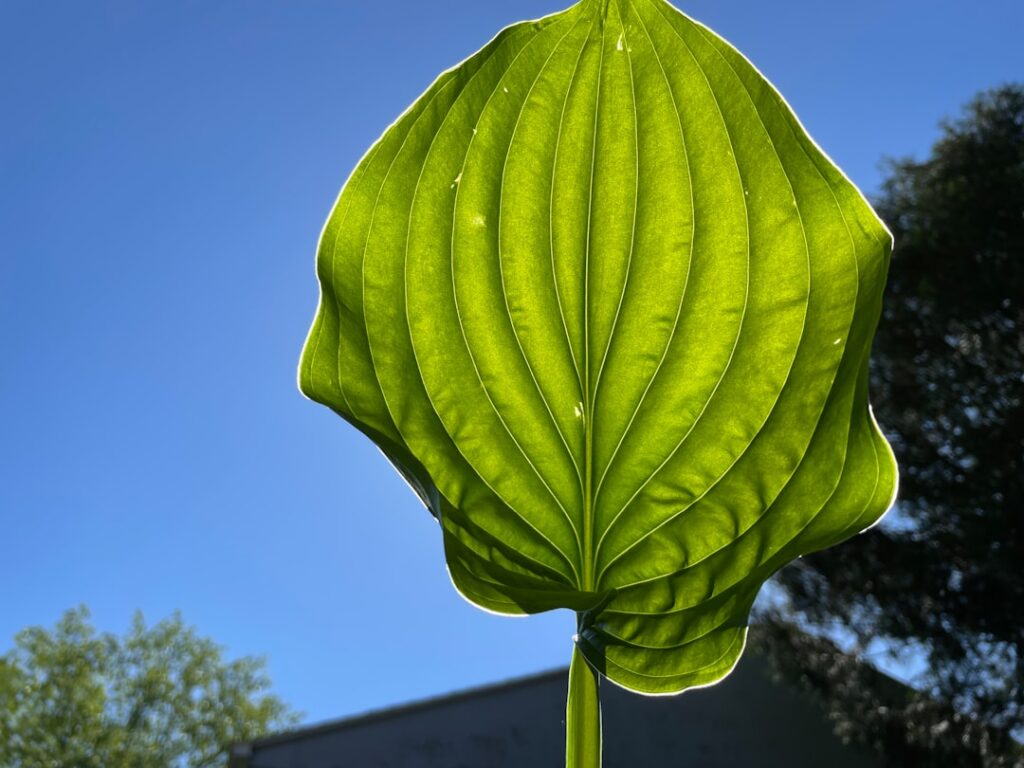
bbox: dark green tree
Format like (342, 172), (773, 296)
(0, 607), (299, 768)
(762, 84), (1024, 767)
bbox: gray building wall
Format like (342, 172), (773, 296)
(232, 654), (878, 767)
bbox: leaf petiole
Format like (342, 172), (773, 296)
(566, 641), (602, 768)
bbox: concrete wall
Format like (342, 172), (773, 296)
(233, 654), (878, 767)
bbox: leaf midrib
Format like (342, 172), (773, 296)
(580, 5), (609, 593)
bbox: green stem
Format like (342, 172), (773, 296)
(566, 643), (602, 768)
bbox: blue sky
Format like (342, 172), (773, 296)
(2, 0), (1021, 727)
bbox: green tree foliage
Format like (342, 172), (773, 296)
(0, 607), (298, 768)
(766, 84), (1024, 767)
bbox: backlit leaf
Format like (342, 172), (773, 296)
(299, 0), (897, 695)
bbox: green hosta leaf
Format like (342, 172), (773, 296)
(299, 0), (897, 695)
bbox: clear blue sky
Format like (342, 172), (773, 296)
(1, 0), (1021, 727)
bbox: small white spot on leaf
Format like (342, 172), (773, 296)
(616, 34), (624, 51)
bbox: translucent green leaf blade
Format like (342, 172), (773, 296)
(299, 0), (897, 695)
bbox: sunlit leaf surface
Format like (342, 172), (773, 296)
(299, 0), (897, 694)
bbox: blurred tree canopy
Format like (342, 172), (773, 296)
(0, 607), (298, 768)
(761, 84), (1023, 767)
